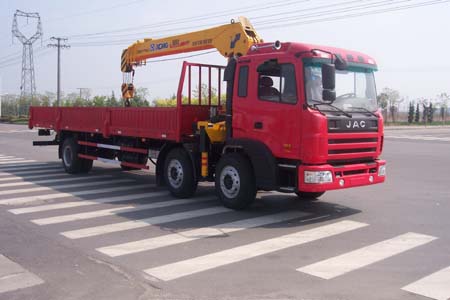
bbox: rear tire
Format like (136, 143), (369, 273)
(62, 137), (91, 174)
(215, 153), (256, 210)
(295, 191), (325, 201)
(164, 148), (197, 198)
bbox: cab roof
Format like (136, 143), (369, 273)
(245, 41), (377, 69)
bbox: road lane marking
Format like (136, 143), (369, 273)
(0, 174), (111, 188)
(61, 204), (227, 239)
(9, 191), (168, 214)
(32, 198), (208, 225)
(0, 172), (67, 182)
(0, 157), (19, 160)
(0, 183), (150, 206)
(0, 254), (44, 294)
(97, 211), (309, 257)
(0, 165), (59, 174)
(297, 232), (437, 279)
(385, 135), (450, 142)
(402, 266), (450, 300)
(144, 220), (368, 281)
(0, 179), (136, 205)
(0, 178), (132, 197)
(0, 160), (36, 165)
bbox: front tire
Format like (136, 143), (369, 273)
(215, 153), (256, 210)
(164, 148), (197, 198)
(295, 191), (325, 201)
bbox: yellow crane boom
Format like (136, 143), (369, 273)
(121, 17), (262, 101)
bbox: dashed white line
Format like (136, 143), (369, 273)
(32, 198), (209, 225)
(0, 254), (44, 294)
(61, 203), (228, 239)
(9, 191), (168, 214)
(297, 232), (437, 279)
(402, 266), (450, 300)
(97, 211), (309, 257)
(144, 220), (368, 281)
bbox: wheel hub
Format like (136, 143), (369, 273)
(167, 159), (183, 189)
(220, 166), (240, 199)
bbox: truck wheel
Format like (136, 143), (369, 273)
(61, 138), (82, 174)
(61, 138), (92, 174)
(215, 153), (256, 210)
(295, 191), (325, 201)
(164, 148), (197, 198)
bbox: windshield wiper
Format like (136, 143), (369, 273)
(309, 100), (352, 118)
(346, 106), (378, 118)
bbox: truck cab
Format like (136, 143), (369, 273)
(220, 41), (385, 204)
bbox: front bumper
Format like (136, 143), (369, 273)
(297, 160), (386, 192)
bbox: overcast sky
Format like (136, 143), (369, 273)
(0, 0), (449, 102)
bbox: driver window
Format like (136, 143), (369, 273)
(258, 63), (297, 104)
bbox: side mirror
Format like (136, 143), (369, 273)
(323, 89), (336, 102)
(321, 63), (335, 90)
(334, 55), (348, 71)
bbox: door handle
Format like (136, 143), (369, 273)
(254, 122), (263, 129)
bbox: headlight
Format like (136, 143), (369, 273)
(304, 171), (333, 184)
(378, 165), (386, 177)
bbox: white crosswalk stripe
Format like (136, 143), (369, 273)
(144, 220), (368, 281)
(402, 266), (450, 300)
(0, 254), (44, 294)
(0, 165), (58, 173)
(0, 178), (133, 198)
(385, 135), (450, 142)
(0, 183), (150, 205)
(97, 211), (309, 257)
(297, 232), (437, 279)
(32, 198), (210, 225)
(9, 191), (169, 214)
(0, 172), (67, 182)
(0, 160), (36, 165)
(0, 156), (19, 160)
(0, 174), (111, 188)
(61, 204), (228, 239)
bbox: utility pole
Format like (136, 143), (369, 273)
(48, 37), (70, 106)
(76, 88), (88, 100)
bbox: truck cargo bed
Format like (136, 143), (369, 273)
(29, 105), (210, 142)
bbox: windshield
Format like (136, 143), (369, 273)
(304, 65), (378, 112)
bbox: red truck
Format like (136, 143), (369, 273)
(29, 18), (386, 209)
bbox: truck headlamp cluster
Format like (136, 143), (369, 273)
(304, 171), (333, 184)
(378, 165), (386, 177)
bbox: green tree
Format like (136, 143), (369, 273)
(415, 103), (420, 123)
(132, 87), (150, 107)
(92, 96), (106, 107)
(407, 102), (414, 124)
(106, 91), (120, 107)
(428, 102), (434, 123)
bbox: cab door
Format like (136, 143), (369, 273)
(232, 58), (302, 160)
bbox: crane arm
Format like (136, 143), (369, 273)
(120, 17), (262, 102)
(121, 17), (261, 73)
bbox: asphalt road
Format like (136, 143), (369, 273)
(0, 123), (449, 300)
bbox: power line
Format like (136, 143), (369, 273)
(65, 0), (447, 49)
(67, 0), (307, 39)
(258, 0), (450, 30)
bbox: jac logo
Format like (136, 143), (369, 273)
(346, 120), (366, 129)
